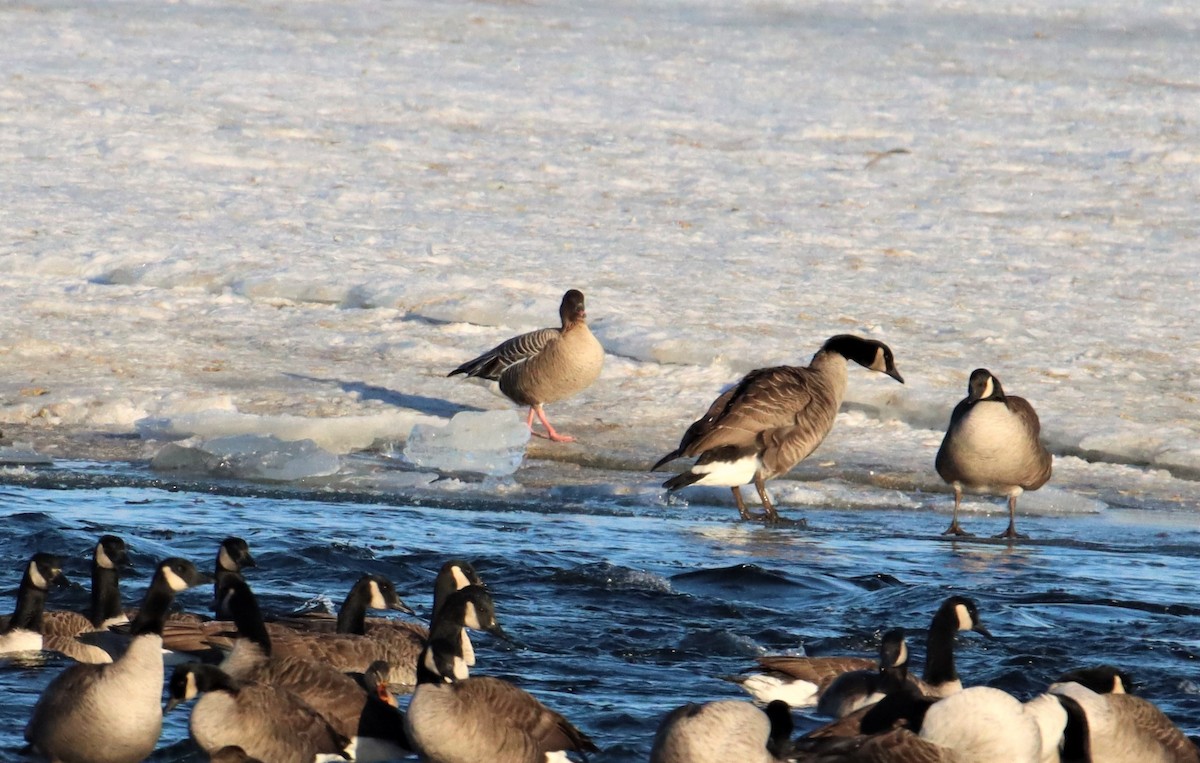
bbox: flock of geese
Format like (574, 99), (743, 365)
(450, 289), (1052, 538)
(0, 287), (1178, 762)
(2, 534), (1198, 762)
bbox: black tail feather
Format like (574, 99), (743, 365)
(662, 470), (703, 491)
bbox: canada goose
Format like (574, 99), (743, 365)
(653, 334), (903, 522)
(165, 662), (350, 763)
(816, 628), (910, 718)
(24, 557), (207, 763)
(935, 368), (1053, 539)
(0, 553), (69, 656)
(449, 288), (604, 443)
(650, 699), (793, 763)
(124, 536), (255, 631)
(735, 596), (989, 707)
(405, 587), (596, 763)
(216, 577), (410, 761)
(792, 686), (1047, 762)
(1049, 681), (1199, 763)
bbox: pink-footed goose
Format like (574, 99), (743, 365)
(653, 334), (903, 523)
(449, 289), (604, 443)
(935, 368), (1052, 539)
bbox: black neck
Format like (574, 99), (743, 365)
(336, 584), (369, 635)
(129, 584), (176, 637)
(5, 582), (47, 633)
(922, 609), (959, 685)
(415, 635), (461, 685)
(431, 571), (461, 621)
(196, 665), (242, 695)
(228, 588), (272, 655)
(212, 569), (243, 618)
(89, 565), (123, 627)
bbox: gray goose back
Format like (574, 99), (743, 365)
(166, 663), (350, 763)
(1050, 682), (1199, 763)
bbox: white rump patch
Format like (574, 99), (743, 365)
(689, 455), (759, 488)
(544, 752), (571, 763)
(736, 673), (819, 707)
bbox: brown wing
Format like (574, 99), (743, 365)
(449, 328), (560, 380)
(454, 677), (598, 754)
(755, 656), (877, 692)
(42, 611), (94, 639)
(1108, 695), (1200, 762)
(1008, 396), (1052, 490)
(241, 683), (351, 756)
(241, 656), (366, 740)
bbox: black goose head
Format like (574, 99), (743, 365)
(353, 574), (415, 615)
(935, 595), (992, 638)
(432, 559), (484, 618)
(764, 701), (794, 759)
(821, 335), (904, 383)
(966, 368), (1005, 403)
(165, 662), (240, 712)
(157, 558), (208, 593)
(217, 537), (255, 572)
(25, 553), (69, 591)
(880, 627), (909, 671)
(559, 289), (588, 326)
(434, 584), (508, 641)
(95, 535), (131, 572)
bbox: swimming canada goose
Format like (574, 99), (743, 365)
(24, 557), (207, 763)
(735, 596), (989, 707)
(650, 699), (793, 763)
(935, 368), (1053, 539)
(216, 577), (410, 760)
(405, 587), (596, 763)
(1049, 681), (1199, 763)
(0, 553), (69, 656)
(165, 662), (351, 763)
(816, 628), (911, 719)
(792, 686), (1048, 762)
(448, 289), (605, 443)
(653, 334), (903, 522)
(1056, 665), (1134, 695)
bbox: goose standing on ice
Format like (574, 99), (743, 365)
(936, 368), (1052, 538)
(448, 289), (604, 443)
(653, 334), (903, 523)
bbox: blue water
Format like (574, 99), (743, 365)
(2, 462), (1200, 761)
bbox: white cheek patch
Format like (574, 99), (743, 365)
(28, 561), (48, 590)
(452, 656), (469, 681)
(461, 630), (476, 667)
(955, 603), (973, 631)
(422, 649), (441, 678)
(896, 641), (908, 666)
(463, 602), (482, 630)
(96, 543), (114, 569)
(368, 580), (386, 610)
(982, 377), (994, 399)
(1112, 675), (1125, 694)
(450, 567), (470, 590)
(163, 566), (190, 592)
(871, 347), (887, 372)
(185, 670), (199, 700)
(218, 547), (236, 571)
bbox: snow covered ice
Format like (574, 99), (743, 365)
(0, 0), (1196, 514)
(402, 410), (531, 477)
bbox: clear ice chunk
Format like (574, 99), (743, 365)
(151, 434), (340, 482)
(402, 410), (530, 477)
